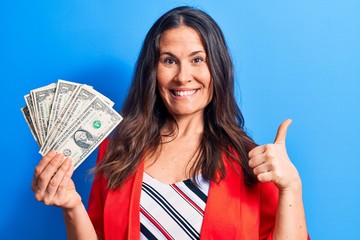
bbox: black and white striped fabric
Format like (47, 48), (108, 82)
(140, 172), (210, 240)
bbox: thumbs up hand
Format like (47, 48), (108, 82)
(248, 119), (301, 191)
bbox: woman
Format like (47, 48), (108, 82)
(32, 6), (308, 239)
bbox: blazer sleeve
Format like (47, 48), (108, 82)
(87, 139), (109, 240)
(259, 182), (279, 240)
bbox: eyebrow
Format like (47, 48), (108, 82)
(159, 50), (206, 57)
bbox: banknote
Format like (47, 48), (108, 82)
(30, 83), (57, 145)
(20, 105), (40, 145)
(47, 80), (80, 134)
(41, 85), (101, 154)
(42, 83), (118, 155)
(21, 79), (122, 169)
(49, 97), (122, 169)
(24, 94), (40, 142)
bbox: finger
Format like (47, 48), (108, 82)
(252, 162), (272, 176)
(256, 172), (274, 183)
(56, 159), (75, 201)
(248, 154), (266, 169)
(34, 153), (65, 197)
(248, 145), (266, 159)
(32, 150), (57, 191)
(274, 119), (292, 144)
(45, 158), (72, 198)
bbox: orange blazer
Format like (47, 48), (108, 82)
(88, 140), (279, 239)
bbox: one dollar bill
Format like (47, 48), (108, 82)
(48, 97), (122, 169)
(21, 80), (122, 170)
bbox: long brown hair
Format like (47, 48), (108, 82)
(95, 6), (258, 189)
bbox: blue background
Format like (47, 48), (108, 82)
(1, 1), (359, 239)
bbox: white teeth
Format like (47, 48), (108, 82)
(173, 90), (196, 96)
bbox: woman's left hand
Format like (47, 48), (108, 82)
(248, 119), (301, 191)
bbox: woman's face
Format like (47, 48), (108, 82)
(156, 26), (213, 118)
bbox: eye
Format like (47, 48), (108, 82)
(163, 57), (177, 65)
(192, 57), (205, 64)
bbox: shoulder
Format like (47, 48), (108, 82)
(221, 148), (243, 173)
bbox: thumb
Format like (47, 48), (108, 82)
(274, 119), (292, 144)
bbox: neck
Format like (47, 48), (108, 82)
(162, 112), (204, 141)
(145, 113), (204, 184)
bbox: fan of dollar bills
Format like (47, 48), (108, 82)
(21, 79), (123, 169)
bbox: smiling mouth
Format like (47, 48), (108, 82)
(171, 89), (198, 96)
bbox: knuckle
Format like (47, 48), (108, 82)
(58, 183), (67, 191)
(248, 160), (254, 168)
(46, 150), (57, 157)
(248, 150), (254, 158)
(258, 174), (270, 183)
(50, 155), (63, 167)
(264, 144), (271, 150)
(52, 199), (60, 206)
(34, 192), (43, 201)
(49, 159), (59, 168)
(60, 163), (70, 174)
(265, 152), (276, 161)
(40, 153), (54, 165)
(37, 174), (47, 185)
(43, 197), (53, 206)
(42, 155), (51, 162)
(34, 166), (42, 175)
(49, 178), (57, 187)
(257, 175), (265, 182)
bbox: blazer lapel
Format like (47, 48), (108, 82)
(104, 162), (144, 240)
(200, 158), (260, 239)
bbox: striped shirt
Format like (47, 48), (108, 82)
(140, 173), (210, 240)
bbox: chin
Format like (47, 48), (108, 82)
(170, 108), (204, 117)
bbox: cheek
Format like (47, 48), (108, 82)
(156, 67), (171, 87)
(156, 78), (168, 95)
(157, 86), (167, 99)
(200, 66), (212, 86)
(156, 74), (168, 100)
(156, 69), (165, 90)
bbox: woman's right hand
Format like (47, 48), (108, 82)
(31, 150), (82, 210)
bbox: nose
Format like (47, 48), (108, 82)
(175, 62), (192, 83)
